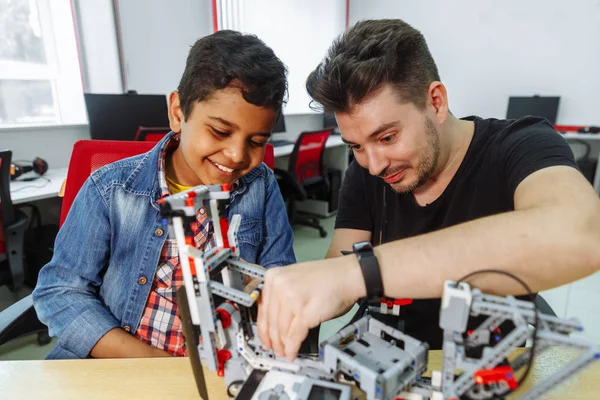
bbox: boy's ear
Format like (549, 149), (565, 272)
(168, 91), (184, 133)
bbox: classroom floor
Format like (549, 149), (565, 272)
(0, 214), (356, 361)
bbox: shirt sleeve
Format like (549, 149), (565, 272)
(334, 160), (373, 232)
(258, 168), (296, 268)
(32, 177), (120, 359)
(498, 117), (578, 196)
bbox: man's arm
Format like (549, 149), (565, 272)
(258, 166), (600, 360)
(325, 228), (371, 259)
(368, 166), (600, 297)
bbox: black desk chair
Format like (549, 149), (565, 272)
(0, 149), (50, 347)
(275, 129), (332, 238)
(0, 150), (29, 291)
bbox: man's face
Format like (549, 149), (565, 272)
(168, 87), (277, 186)
(337, 85), (441, 193)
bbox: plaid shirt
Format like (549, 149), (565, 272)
(134, 133), (214, 356)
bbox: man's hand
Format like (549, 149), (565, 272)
(257, 256), (366, 362)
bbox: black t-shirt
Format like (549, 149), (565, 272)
(335, 116), (578, 349)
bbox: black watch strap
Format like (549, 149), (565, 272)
(353, 242), (384, 300)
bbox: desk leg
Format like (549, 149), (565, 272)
(593, 157), (600, 195)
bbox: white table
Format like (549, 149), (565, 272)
(272, 133), (348, 176)
(272, 133), (349, 217)
(8, 167), (68, 204)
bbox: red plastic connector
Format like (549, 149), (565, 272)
(215, 308), (232, 329)
(474, 365), (517, 390)
(217, 349), (232, 377)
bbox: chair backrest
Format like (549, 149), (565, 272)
(59, 140), (156, 227)
(263, 143), (275, 170)
(0, 150), (15, 258)
(134, 126), (170, 142)
(288, 129), (331, 183)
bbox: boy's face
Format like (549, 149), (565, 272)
(168, 87), (277, 186)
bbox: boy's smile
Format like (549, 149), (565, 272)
(167, 86), (278, 186)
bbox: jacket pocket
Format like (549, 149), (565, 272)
(236, 219), (261, 246)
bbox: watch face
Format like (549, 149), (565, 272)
(353, 241), (372, 253)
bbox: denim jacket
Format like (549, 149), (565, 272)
(32, 135), (295, 359)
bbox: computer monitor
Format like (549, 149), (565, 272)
(323, 112), (337, 129)
(272, 112), (286, 133)
(506, 96), (560, 124)
(84, 92), (170, 141)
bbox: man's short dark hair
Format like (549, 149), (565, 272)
(306, 19), (440, 113)
(177, 30), (288, 119)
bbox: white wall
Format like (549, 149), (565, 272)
(231, 0), (346, 114)
(73, 0), (123, 93)
(115, 0), (213, 95)
(349, 0), (600, 125)
(1, 125), (90, 168)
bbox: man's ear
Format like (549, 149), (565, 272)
(428, 81), (449, 126)
(168, 91), (184, 133)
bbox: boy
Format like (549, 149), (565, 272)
(33, 30), (295, 359)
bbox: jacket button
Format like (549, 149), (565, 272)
(123, 325), (131, 332)
(199, 207), (205, 215)
(138, 276), (148, 285)
(155, 228), (164, 237)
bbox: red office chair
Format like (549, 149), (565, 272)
(133, 126), (170, 142)
(275, 129), (331, 237)
(263, 143), (275, 170)
(1, 140), (157, 348)
(60, 140), (156, 227)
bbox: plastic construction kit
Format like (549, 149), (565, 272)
(158, 184), (599, 400)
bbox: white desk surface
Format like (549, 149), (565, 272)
(561, 133), (600, 141)
(8, 167), (68, 204)
(272, 133), (346, 158)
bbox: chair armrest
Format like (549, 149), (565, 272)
(0, 295), (47, 346)
(4, 211), (29, 291)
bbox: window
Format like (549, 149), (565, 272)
(0, 0), (86, 128)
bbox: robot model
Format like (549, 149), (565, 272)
(158, 183), (599, 400)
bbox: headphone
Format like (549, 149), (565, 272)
(577, 126), (600, 134)
(10, 157), (49, 181)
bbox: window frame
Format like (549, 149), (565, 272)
(0, 0), (86, 131)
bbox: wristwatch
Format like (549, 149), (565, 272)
(352, 241), (384, 300)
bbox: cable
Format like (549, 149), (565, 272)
(456, 269), (539, 400)
(10, 176), (51, 192)
(573, 139), (591, 160)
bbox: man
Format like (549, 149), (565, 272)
(257, 19), (600, 361)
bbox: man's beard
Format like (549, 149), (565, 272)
(385, 117), (440, 194)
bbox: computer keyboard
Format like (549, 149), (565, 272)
(270, 139), (294, 147)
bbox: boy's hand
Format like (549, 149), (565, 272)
(91, 328), (172, 358)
